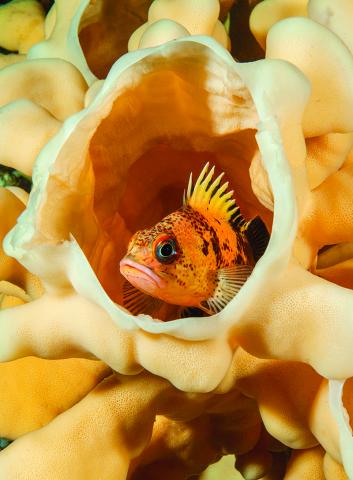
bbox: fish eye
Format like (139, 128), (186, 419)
(155, 237), (178, 264)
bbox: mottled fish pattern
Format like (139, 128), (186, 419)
(120, 163), (269, 317)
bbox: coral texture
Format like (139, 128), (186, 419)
(1, 0), (353, 479)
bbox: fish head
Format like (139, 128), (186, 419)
(119, 210), (214, 306)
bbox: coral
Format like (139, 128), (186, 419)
(1, 0), (353, 478)
(0, 100), (60, 175)
(0, 0), (45, 54)
(27, 0), (96, 84)
(128, 0), (230, 51)
(0, 53), (26, 69)
(0, 357), (110, 438)
(0, 58), (87, 120)
(78, 0), (152, 79)
(249, 0), (308, 49)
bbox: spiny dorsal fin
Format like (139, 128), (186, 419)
(183, 163), (241, 223)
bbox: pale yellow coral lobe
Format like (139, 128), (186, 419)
(0, 99), (60, 175)
(0, 357), (110, 438)
(0, 53), (25, 69)
(266, 17), (353, 138)
(250, 0), (308, 49)
(0, 0), (45, 54)
(148, 0), (220, 36)
(135, 19), (190, 50)
(128, 0), (229, 51)
(0, 59), (87, 121)
(309, 0), (353, 56)
(284, 447), (325, 479)
(28, 0), (96, 85)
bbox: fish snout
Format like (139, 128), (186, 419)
(119, 257), (166, 290)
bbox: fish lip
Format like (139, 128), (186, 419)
(120, 258), (165, 288)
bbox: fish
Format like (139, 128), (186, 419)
(119, 163), (269, 317)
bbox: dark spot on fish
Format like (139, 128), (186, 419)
(209, 225), (223, 267)
(202, 240), (209, 256)
(211, 235), (220, 255)
(222, 242), (230, 252)
(235, 252), (244, 264)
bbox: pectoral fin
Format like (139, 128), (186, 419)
(122, 281), (164, 316)
(200, 264), (253, 315)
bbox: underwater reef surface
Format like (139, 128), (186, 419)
(1, 0), (353, 478)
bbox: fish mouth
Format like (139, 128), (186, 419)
(120, 258), (165, 289)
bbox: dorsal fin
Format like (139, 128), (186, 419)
(183, 163), (241, 223)
(241, 216), (270, 262)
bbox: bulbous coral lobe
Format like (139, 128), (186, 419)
(8, 39), (274, 304)
(11, 0), (353, 389)
(3, 36), (311, 370)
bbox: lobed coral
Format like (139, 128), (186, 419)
(1, 0), (353, 478)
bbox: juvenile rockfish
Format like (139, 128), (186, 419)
(120, 163), (269, 317)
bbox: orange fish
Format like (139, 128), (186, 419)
(120, 163), (269, 317)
